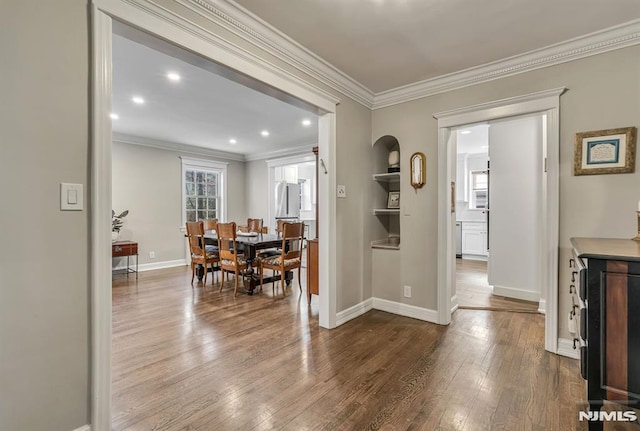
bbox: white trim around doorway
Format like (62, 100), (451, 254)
(434, 87), (566, 355)
(91, 1), (339, 430)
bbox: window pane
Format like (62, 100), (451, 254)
(186, 197), (196, 210)
(197, 197), (207, 209)
(207, 211), (216, 220)
(197, 183), (205, 196)
(206, 172), (215, 182)
(185, 183), (195, 196)
(197, 210), (207, 220)
(207, 198), (216, 209)
(196, 172), (205, 183)
(186, 210), (196, 222)
(207, 183), (217, 196)
(185, 171), (194, 182)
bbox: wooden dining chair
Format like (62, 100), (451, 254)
(260, 222), (305, 297)
(202, 218), (218, 232)
(186, 221), (219, 287)
(217, 221), (248, 297)
(247, 218), (263, 233)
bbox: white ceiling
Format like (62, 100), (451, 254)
(457, 124), (489, 155)
(232, 0), (640, 92)
(112, 31), (319, 157)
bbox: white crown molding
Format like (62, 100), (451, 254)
(245, 143), (316, 162)
(177, 0), (374, 108)
(374, 19), (640, 109)
(113, 133), (245, 161)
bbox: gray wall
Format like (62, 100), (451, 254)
(0, 2), (90, 431)
(372, 45), (640, 338)
(112, 141), (246, 266)
(245, 159), (270, 228)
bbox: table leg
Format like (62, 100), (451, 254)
(243, 245), (257, 295)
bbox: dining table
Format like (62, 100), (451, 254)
(198, 231), (292, 295)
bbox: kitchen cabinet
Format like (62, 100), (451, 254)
(461, 222), (488, 257)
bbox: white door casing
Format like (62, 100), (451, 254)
(434, 88), (565, 356)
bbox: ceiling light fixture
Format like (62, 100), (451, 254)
(460, 130), (471, 135)
(261, 130), (270, 137)
(302, 119), (312, 127)
(229, 139), (237, 144)
(132, 96), (145, 105)
(109, 113), (119, 120)
(167, 72), (181, 82)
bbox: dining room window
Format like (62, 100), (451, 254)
(181, 157), (227, 224)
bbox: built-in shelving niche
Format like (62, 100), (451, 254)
(372, 135), (400, 250)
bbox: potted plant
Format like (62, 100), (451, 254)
(112, 209), (129, 241)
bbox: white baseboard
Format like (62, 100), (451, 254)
(492, 285), (540, 303)
(336, 298), (373, 326)
(372, 298), (439, 323)
(71, 425), (91, 431)
(538, 299), (546, 315)
(450, 295), (459, 313)
(557, 337), (580, 359)
(461, 254), (488, 262)
(113, 259), (187, 273)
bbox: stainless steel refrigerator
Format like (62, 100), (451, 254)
(275, 182), (301, 220)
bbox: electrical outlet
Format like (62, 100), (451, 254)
(149, 251), (156, 259)
(337, 185), (346, 198)
(404, 285), (411, 298)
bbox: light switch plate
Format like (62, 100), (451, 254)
(337, 185), (346, 198)
(61, 183), (84, 211)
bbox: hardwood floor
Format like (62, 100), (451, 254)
(456, 258), (539, 312)
(112, 266), (587, 430)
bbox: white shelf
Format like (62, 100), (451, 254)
(372, 208), (400, 215)
(371, 239), (400, 250)
(372, 172), (400, 183)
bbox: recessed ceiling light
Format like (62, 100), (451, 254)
(167, 72), (181, 82)
(261, 130), (270, 137)
(132, 96), (145, 105)
(229, 139), (237, 144)
(109, 113), (119, 120)
(302, 119), (312, 127)
(460, 130), (472, 135)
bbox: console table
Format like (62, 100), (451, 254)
(571, 237), (640, 429)
(112, 240), (138, 278)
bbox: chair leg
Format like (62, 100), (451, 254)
(281, 267), (286, 298)
(190, 262), (195, 284)
(203, 262), (208, 286)
(297, 267), (302, 292)
(219, 268), (225, 293)
(233, 269), (239, 297)
(259, 265), (264, 293)
(210, 263), (215, 285)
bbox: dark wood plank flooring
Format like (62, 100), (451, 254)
(456, 258), (540, 312)
(112, 265), (588, 430)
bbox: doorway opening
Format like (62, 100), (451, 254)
(92, 3), (339, 429)
(435, 88), (565, 354)
(453, 120), (541, 313)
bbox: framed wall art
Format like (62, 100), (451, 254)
(574, 127), (637, 175)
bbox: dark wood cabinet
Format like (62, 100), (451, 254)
(307, 239), (319, 302)
(112, 240), (138, 278)
(571, 238), (640, 430)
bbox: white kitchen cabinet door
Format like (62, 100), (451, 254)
(461, 223), (487, 256)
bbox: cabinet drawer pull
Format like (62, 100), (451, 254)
(569, 284), (575, 294)
(569, 258), (575, 268)
(571, 271), (577, 282)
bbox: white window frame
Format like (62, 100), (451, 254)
(180, 157), (228, 225)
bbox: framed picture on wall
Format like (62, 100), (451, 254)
(387, 191), (400, 209)
(574, 127), (637, 175)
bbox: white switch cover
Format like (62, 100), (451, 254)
(337, 185), (346, 198)
(61, 183), (83, 211)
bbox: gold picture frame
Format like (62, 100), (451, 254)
(574, 127), (637, 175)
